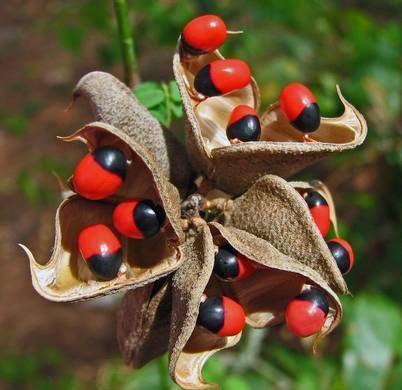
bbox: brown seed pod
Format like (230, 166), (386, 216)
(164, 223), (342, 389)
(117, 278), (172, 368)
(174, 42), (367, 196)
(230, 175), (347, 293)
(173, 43), (260, 179)
(20, 122), (184, 302)
(73, 71), (192, 195)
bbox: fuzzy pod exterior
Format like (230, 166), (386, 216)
(20, 122), (184, 302)
(230, 175), (348, 294)
(174, 41), (367, 195)
(165, 222), (342, 389)
(73, 71), (193, 195)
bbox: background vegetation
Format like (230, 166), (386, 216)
(0, 0), (400, 389)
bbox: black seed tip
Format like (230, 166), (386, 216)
(93, 146), (127, 179)
(303, 190), (328, 208)
(134, 200), (166, 238)
(297, 288), (329, 316)
(327, 241), (350, 274)
(194, 64), (221, 97)
(197, 296), (224, 334)
(87, 249), (123, 280)
(291, 103), (321, 133)
(214, 244), (239, 280)
(180, 35), (207, 56)
(226, 115), (261, 142)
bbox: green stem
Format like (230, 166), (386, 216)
(158, 356), (171, 390)
(113, 0), (139, 88)
(161, 82), (172, 127)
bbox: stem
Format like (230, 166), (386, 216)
(158, 356), (171, 390)
(113, 0), (139, 88)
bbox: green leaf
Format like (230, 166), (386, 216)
(149, 105), (169, 127)
(171, 102), (183, 118)
(342, 294), (402, 390)
(134, 82), (165, 108)
(168, 80), (182, 103)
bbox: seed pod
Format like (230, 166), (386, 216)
(72, 146), (127, 200)
(73, 71), (192, 195)
(174, 37), (367, 195)
(231, 175), (347, 293)
(181, 15), (227, 56)
(327, 238), (354, 274)
(113, 199), (166, 239)
(226, 105), (261, 142)
(20, 122), (184, 302)
(117, 279), (172, 368)
(165, 223), (342, 389)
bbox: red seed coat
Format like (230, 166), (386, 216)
(217, 296), (246, 337)
(78, 224), (121, 261)
(182, 15), (227, 53)
(280, 83), (317, 122)
(210, 59), (251, 94)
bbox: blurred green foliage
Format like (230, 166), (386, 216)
(5, 0), (401, 388)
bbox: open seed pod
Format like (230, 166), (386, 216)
(117, 278), (172, 368)
(73, 71), (192, 195)
(20, 122), (184, 302)
(168, 222), (342, 389)
(173, 42), (260, 178)
(230, 174), (347, 293)
(174, 40), (367, 195)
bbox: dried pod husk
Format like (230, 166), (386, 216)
(173, 42), (260, 178)
(230, 175), (348, 294)
(209, 223), (341, 334)
(174, 41), (367, 195)
(73, 71), (192, 195)
(20, 122), (184, 302)
(168, 222), (342, 389)
(169, 225), (240, 389)
(290, 179), (339, 237)
(117, 278), (172, 368)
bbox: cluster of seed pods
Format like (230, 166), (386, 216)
(72, 146), (166, 280)
(180, 15), (354, 339)
(21, 12), (367, 390)
(181, 15), (322, 143)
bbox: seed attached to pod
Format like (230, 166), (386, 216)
(72, 146), (127, 200)
(113, 199), (166, 239)
(285, 288), (329, 337)
(226, 105), (261, 142)
(214, 244), (256, 281)
(280, 83), (321, 133)
(197, 296), (246, 337)
(78, 224), (123, 280)
(181, 14), (227, 56)
(327, 238), (354, 274)
(303, 190), (330, 237)
(194, 59), (251, 97)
